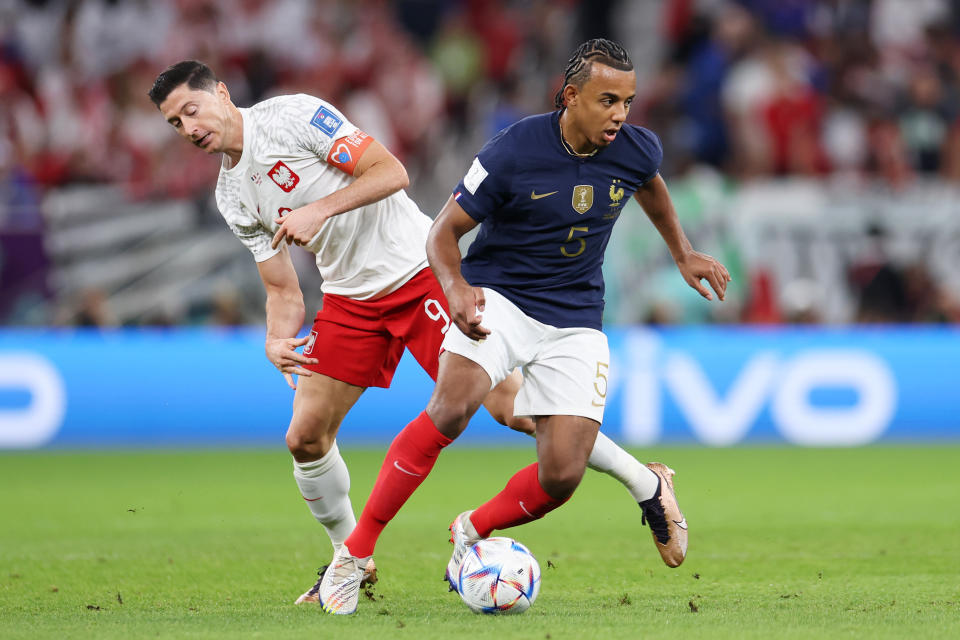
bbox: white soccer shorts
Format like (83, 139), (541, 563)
(441, 287), (610, 424)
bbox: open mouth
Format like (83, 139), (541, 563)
(195, 132), (212, 148)
(602, 128), (620, 143)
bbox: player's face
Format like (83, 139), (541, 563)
(159, 82), (232, 154)
(569, 63), (636, 149)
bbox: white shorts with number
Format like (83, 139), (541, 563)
(441, 287), (610, 424)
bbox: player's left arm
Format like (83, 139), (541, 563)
(271, 136), (408, 249)
(634, 174), (731, 301)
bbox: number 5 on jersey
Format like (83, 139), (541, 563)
(562, 226), (588, 258)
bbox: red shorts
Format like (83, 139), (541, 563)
(302, 268), (451, 388)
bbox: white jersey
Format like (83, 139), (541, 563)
(214, 94), (431, 299)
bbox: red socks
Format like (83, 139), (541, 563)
(470, 463), (567, 538)
(344, 412), (452, 558)
(345, 417), (568, 556)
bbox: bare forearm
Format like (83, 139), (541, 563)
(427, 199), (487, 339)
(648, 208), (693, 264)
(426, 220), (467, 293)
(635, 175), (731, 301)
(635, 176), (693, 264)
(265, 289), (305, 340)
(310, 160), (408, 220)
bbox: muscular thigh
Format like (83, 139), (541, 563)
(534, 414), (600, 497)
(535, 415), (600, 469)
(423, 351), (491, 437)
(288, 373), (365, 452)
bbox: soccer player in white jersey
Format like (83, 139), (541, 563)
(149, 60), (677, 605)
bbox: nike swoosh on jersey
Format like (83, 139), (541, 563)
(393, 460), (422, 477)
(530, 190), (559, 199)
(673, 518), (688, 530)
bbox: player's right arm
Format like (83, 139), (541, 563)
(434, 133), (513, 340)
(215, 174), (317, 389)
(271, 137), (408, 249)
(427, 196), (490, 341)
(256, 245), (319, 390)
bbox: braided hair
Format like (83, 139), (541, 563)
(553, 39), (633, 109)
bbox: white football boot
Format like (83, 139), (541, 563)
(638, 462), (688, 567)
(445, 510), (481, 592)
(294, 558), (377, 605)
(317, 545), (372, 614)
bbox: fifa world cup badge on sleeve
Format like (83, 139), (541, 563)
(310, 106), (343, 136)
(463, 158), (488, 195)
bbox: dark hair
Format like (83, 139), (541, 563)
(148, 60), (218, 107)
(553, 39), (634, 109)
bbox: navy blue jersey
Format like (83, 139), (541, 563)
(453, 111), (663, 330)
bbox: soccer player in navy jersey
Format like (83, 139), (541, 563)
(317, 39), (730, 614)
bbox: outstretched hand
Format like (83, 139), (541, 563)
(266, 336), (319, 390)
(677, 250), (731, 301)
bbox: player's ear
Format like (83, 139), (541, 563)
(217, 81), (231, 104)
(563, 84), (578, 108)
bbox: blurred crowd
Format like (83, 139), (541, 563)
(0, 0), (582, 204)
(1, 0), (959, 326)
(645, 0), (960, 183)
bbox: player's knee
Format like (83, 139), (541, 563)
(538, 463), (587, 501)
(285, 428), (335, 461)
(286, 404), (341, 460)
(425, 395), (481, 439)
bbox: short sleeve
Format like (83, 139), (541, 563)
(635, 127), (664, 185)
(452, 129), (515, 223)
(287, 94), (358, 161)
(214, 176), (280, 263)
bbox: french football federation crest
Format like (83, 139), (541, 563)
(572, 185), (593, 214)
(268, 161), (299, 192)
(609, 179), (624, 207)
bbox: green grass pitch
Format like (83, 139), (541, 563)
(1, 445), (957, 639)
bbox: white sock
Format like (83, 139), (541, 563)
(292, 441), (356, 551)
(587, 432), (659, 502)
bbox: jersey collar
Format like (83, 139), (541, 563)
(221, 107), (252, 175)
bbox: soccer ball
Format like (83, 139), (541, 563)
(456, 537), (541, 614)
